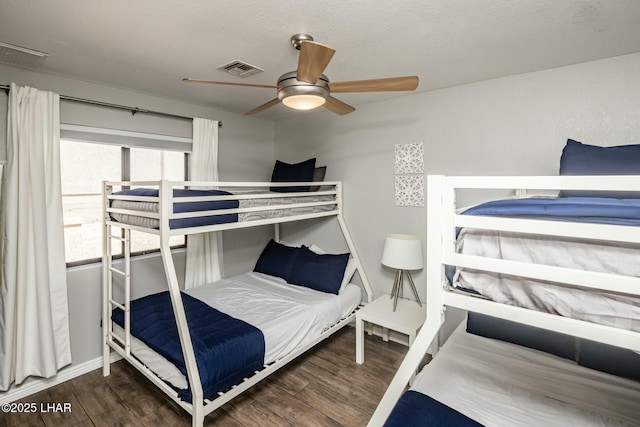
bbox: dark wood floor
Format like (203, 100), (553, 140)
(2, 327), (426, 427)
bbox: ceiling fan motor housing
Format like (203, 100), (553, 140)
(290, 33), (314, 50)
(277, 71), (330, 104)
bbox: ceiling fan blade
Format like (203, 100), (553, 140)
(329, 76), (419, 93)
(323, 96), (355, 116)
(183, 78), (279, 89)
(296, 40), (336, 84)
(244, 98), (281, 116)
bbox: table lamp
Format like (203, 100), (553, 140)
(381, 234), (423, 311)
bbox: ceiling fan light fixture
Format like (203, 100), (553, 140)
(277, 71), (329, 111)
(281, 93), (326, 110)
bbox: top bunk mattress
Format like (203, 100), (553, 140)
(109, 188), (336, 229)
(450, 196), (640, 333)
(408, 321), (640, 426)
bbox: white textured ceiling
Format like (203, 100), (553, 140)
(1, 0), (640, 120)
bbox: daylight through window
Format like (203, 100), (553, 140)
(61, 139), (187, 265)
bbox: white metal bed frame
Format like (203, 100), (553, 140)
(101, 179), (373, 427)
(369, 175), (640, 426)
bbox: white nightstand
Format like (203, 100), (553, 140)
(356, 294), (426, 364)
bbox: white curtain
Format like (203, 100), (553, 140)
(184, 118), (223, 289)
(0, 83), (71, 390)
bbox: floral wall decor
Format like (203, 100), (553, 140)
(394, 142), (424, 207)
(394, 142), (424, 174)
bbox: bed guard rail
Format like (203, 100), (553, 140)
(103, 180), (342, 235)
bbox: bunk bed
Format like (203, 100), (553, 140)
(101, 179), (373, 427)
(370, 169), (640, 426)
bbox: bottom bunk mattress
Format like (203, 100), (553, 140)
(111, 271), (361, 400)
(386, 321), (640, 426)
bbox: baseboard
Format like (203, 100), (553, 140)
(0, 353), (122, 405)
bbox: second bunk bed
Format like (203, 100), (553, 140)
(371, 140), (640, 426)
(101, 179), (373, 427)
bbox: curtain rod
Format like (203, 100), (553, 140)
(1, 84), (222, 127)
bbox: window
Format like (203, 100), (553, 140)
(61, 137), (188, 265)
(129, 147), (186, 255)
(61, 140), (122, 264)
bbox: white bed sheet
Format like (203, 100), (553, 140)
(410, 321), (640, 426)
(454, 229), (640, 332)
(112, 272), (361, 391)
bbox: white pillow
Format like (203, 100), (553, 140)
(309, 244), (358, 294)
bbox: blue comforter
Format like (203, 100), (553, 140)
(112, 188), (239, 229)
(384, 391), (482, 427)
(111, 291), (265, 402)
(461, 196), (640, 226)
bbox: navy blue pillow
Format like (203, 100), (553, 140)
(559, 139), (640, 198)
(270, 158), (316, 192)
(289, 246), (349, 294)
(466, 312), (577, 361)
(577, 339), (640, 382)
(253, 240), (299, 282)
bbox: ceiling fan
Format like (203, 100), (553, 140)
(183, 33), (419, 116)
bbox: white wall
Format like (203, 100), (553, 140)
(274, 53), (640, 335)
(0, 64), (277, 391)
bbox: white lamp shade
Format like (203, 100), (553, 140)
(381, 234), (424, 270)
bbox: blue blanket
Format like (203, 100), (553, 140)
(112, 188), (239, 229)
(384, 391), (482, 427)
(111, 291), (265, 402)
(461, 196), (640, 226)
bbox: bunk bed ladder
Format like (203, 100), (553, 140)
(102, 189), (133, 378)
(102, 183), (112, 376)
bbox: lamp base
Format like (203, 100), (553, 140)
(390, 270), (422, 311)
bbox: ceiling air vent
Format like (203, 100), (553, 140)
(0, 41), (49, 67)
(217, 60), (263, 78)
